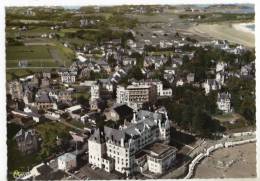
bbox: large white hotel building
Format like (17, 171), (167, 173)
(88, 107), (177, 177)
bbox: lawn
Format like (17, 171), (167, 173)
(35, 121), (72, 143)
(66, 119), (85, 129)
(6, 45), (52, 60)
(213, 113), (241, 123)
(213, 113), (250, 132)
(53, 40), (75, 65)
(6, 43), (75, 68)
(6, 68), (52, 81)
(72, 92), (90, 100)
(57, 28), (81, 37)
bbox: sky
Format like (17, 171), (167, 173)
(4, 0), (255, 6)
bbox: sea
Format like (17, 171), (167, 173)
(246, 24), (255, 32)
(63, 6), (81, 10)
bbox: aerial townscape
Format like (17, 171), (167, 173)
(6, 4), (255, 180)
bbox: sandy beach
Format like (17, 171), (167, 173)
(188, 23), (255, 47)
(194, 143), (256, 178)
(233, 22), (255, 35)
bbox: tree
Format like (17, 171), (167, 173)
(182, 55), (189, 65)
(77, 95), (89, 106)
(130, 52), (144, 68)
(128, 66), (144, 80)
(181, 106), (193, 129)
(192, 108), (204, 134)
(240, 50), (255, 65)
(107, 55), (117, 67)
(164, 56), (172, 67)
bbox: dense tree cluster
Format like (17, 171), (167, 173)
(157, 85), (222, 137)
(156, 47), (255, 136)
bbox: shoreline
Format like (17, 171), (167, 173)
(194, 143), (256, 178)
(188, 23), (255, 48)
(233, 22), (255, 35)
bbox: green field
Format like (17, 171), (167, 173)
(5, 42), (74, 81)
(7, 45), (52, 60)
(6, 68), (52, 81)
(6, 43), (75, 69)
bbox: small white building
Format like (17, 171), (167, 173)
(145, 143), (177, 174)
(186, 73), (195, 83)
(57, 152), (77, 171)
(216, 72), (225, 85)
(65, 105), (82, 113)
(216, 62), (227, 73)
(127, 39), (137, 48)
(217, 92), (232, 113)
(76, 52), (87, 62)
(204, 79), (221, 95)
(176, 79), (184, 87)
(44, 110), (62, 121)
(61, 72), (76, 84)
(122, 57), (137, 66)
(164, 67), (175, 75)
(90, 83), (100, 101)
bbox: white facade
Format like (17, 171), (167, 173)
(146, 143), (177, 174)
(162, 89), (172, 97)
(216, 62), (227, 72)
(88, 137), (106, 168)
(216, 72), (225, 85)
(61, 73), (76, 84)
(176, 79), (184, 87)
(88, 108), (171, 176)
(204, 79), (220, 95)
(122, 58), (137, 66)
(44, 110), (61, 121)
(116, 84), (157, 110)
(132, 80), (172, 97)
(116, 86), (129, 104)
(217, 92), (232, 113)
(91, 84), (100, 101)
(57, 153), (77, 171)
